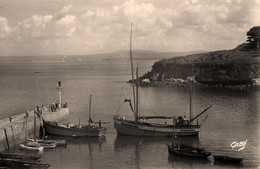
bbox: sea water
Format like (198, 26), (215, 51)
(0, 57), (259, 169)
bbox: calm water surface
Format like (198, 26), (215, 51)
(0, 58), (259, 169)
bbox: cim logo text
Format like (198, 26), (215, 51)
(230, 140), (247, 151)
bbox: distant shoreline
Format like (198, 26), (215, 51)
(135, 78), (260, 91)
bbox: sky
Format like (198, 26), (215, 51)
(0, 0), (259, 56)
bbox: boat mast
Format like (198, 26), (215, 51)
(129, 23), (136, 117)
(88, 94), (92, 126)
(172, 121), (176, 145)
(189, 92), (193, 125)
(26, 110), (28, 140)
(135, 65), (139, 122)
(58, 81), (62, 107)
(34, 110), (36, 141)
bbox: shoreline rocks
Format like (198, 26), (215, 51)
(137, 49), (260, 90)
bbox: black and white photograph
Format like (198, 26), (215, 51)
(0, 0), (259, 168)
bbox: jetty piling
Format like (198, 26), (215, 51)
(0, 107), (69, 152)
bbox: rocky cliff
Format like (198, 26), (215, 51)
(140, 46), (260, 87)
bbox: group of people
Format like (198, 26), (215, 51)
(173, 115), (199, 127)
(50, 101), (59, 112)
(50, 101), (68, 112)
(34, 105), (43, 118)
(174, 116), (190, 126)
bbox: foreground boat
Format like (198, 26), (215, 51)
(0, 158), (50, 169)
(167, 144), (211, 159)
(28, 139), (56, 149)
(19, 142), (44, 151)
(28, 138), (67, 146)
(113, 23), (211, 137)
(0, 153), (40, 162)
(214, 155), (243, 164)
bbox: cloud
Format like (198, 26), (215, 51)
(55, 15), (77, 37)
(0, 0), (259, 56)
(8, 4), (76, 41)
(16, 15), (53, 39)
(61, 4), (72, 13)
(0, 17), (12, 38)
(121, 0), (155, 19)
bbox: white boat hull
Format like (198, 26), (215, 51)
(19, 144), (44, 151)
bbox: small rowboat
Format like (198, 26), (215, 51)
(27, 139), (56, 149)
(28, 138), (67, 146)
(214, 155), (243, 164)
(19, 142), (44, 151)
(39, 142), (56, 149)
(167, 144), (211, 159)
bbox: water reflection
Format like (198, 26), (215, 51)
(37, 136), (107, 169)
(114, 135), (172, 169)
(213, 160), (243, 168)
(46, 135), (107, 145)
(167, 136), (212, 168)
(114, 135), (203, 169)
(167, 154), (211, 169)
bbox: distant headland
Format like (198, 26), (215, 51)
(138, 26), (260, 89)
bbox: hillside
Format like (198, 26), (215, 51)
(139, 46), (260, 87)
(0, 50), (205, 63)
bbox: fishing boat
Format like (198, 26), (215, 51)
(44, 94), (107, 137)
(213, 155), (243, 164)
(113, 23), (212, 137)
(167, 144), (211, 159)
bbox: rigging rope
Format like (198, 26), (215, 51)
(200, 113), (209, 126)
(113, 101), (125, 117)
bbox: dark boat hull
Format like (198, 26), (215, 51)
(44, 121), (106, 137)
(114, 118), (199, 137)
(167, 144), (211, 159)
(0, 153), (40, 162)
(0, 158), (50, 169)
(214, 155), (243, 164)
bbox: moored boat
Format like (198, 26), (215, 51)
(19, 142), (44, 151)
(213, 155), (243, 164)
(0, 158), (50, 169)
(43, 121), (106, 137)
(0, 153), (40, 162)
(28, 139), (56, 149)
(39, 142), (56, 149)
(167, 144), (211, 159)
(43, 94), (107, 137)
(114, 117), (202, 137)
(28, 138), (67, 146)
(113, 23), (211, 137)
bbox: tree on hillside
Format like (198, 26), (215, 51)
(246, 26), (260, 49)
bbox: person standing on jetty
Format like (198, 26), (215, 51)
(58, 81), (61, 89)
(55, 101), (59, 109)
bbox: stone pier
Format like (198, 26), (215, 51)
(0, 107), (69, 152)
